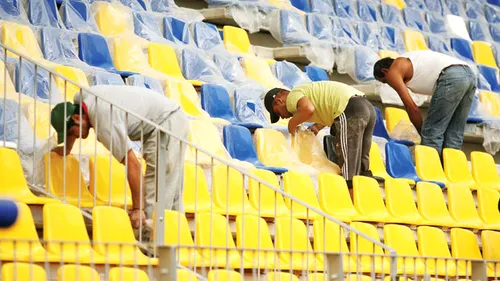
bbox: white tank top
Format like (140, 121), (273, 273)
(400, 50), (469, 96)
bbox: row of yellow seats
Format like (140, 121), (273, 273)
(0, 202), (155, 265)
(161, 209), (500, 276)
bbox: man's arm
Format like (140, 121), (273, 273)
(386, 62), (423, 133)
(122, 149), (147, 228)
(309, 123), (325, 135)
(288, 97), (315, 136)
(52, 135), (76, 156)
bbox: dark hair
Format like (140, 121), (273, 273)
(373, 57), (395, 79)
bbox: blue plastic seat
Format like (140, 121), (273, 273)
(41, 27), (80, 64)
(14, 61), (55, 101)
(310, 0), (334, 16)
(466, 1), (484, 20)
(234, 88), (270, 126)
(467, 94), (484, 123)
(450, 38), (474, 62)
(290, 0), (310, 12)
(128, 74), (163, 94)
(92, 71), (125, 86)
(28, 0), (61, 28)
(339, 18), (360, 45)
(403, 8), (426, 31)
(385, 141), (446, 188)
(133, 12), (164, 42)
(490, 24), (500, 42)
(334, 0), (357, 19)
(428, 36), (451, 54)
(444, 0), (463, 16)
(381, 25), (406, 53)
(426, 13), (446, 33)
(373, 107), (415, 146)
(357, 23), (383, 50)
(469, 20), (487, 41)
(0, 99), (21, 143)
(494, 44), (500, 66)
(425, 0), (443, 15)
(119, 0), (147, 11)
(357, 0), (377, 22)
(78, 33), (136, 77)
(380, 4), (404, 25)
(0, 0), (22, 21)
(279, 10), (311, 45)
(60, 0), (98, 32)
(272, 61), (311, 89)
(305, 66), (328, 81)
(353, 47), (379, 82)
(487, 0), (500, 6)
(478, 65), (500, 93)
(406, 0), (425, 9)
(181, 48), (225, 82)
(222, 125), (287, 174)
(200, 84), (263, 129)
(193, 22), (223, 51)
(151, 0), (178, 13)
(485, 4), (500, 23)
(163, 16), (191, 44)
(306, 13), (334, 42)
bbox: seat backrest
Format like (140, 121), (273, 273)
(384, 224), (420, 256)
(373, 107), (390, 140)
(267, 272), (301, 281)
(248, 168), (289, 215)
(278, 10), (311, 45)
(403, 29), (428, 51)
(58, 265), (101, 281)
(235, 215), (275, 262)
(0, 147), (29, 193)
(283, 171), (322, 215)
(471, 151), (500, 185)
(242, 57), (281, 89)
(306, 13), (334, 42)
(94, 2), (130, 36)
(385, 141), (418, 179)
(335, 0), (357, 19)
(481, 230), (500, 261)
(478, 65), (500, 93)
(349, 222), (385, 256)
(403, 8), (426, 31)
(133, 11), (163, 41)
(147, 43), (185, 79)
(275, 217), (315, 260)
(200, 84), (237, 122)
(1, 21), (44, 59)
(417, 226), (452, 259)
(223, 26), (252, 56)
(78, 33), (115, 70)
(380, 4), (404, 25)
(2, 263), (47, 281)
(385, 178), (421, 219)
(369, 141), (391, 179)
(353, 176), (389, 217)
(426, 13), (446, 33)
(165, 80), (206, 118)
(254, 128), (295, 167)
(223, 125), (260, 164)
(28, 0), (60, 28)
(0, 0), (22, 18)
(188, 119), (230, 163)
(472, 41), (498, 68)
(304, 66), (328, 82)
(54, 65), (89, 101)
(109, 267), (150, 281)
(45, 152), (88, 198)
(479, 90), (500, 117)
(318, 173), (357, 217)
(163, 16), (190, 44)
(112, 37), (149, 72)
(450, 228), (482, 260)
(40, 27), (78, 63)
(291, 0), (310, 12)
(193, 22), (222, 51)
(89, 155), (131, 206)
(427, 35), (450, 54)
(208, 270), (242, 281)
(415, 145), (448, 183)
(182, 163), (213, 212)
(272, 61), (311, 90)
(385, 107), (411, 132)
(447, 184), (483, 222)
(477, 187), (500, 224)
(212, 165), (253, 210)
(0, 60), (16, 94)
(163, 210), (195, 247)
(442, 148), (474, 184)
(0, 203), (43, 253)
(93, 71), (125, 86)
(177, 269), (199, 281)
(450, 37), (474, 61)
(416, 182), (453, 221)
(195, 212), (238, 257)
(43, 203), (93, 256)
(358, 0), (377, 22)
(313, 219), (349, 255)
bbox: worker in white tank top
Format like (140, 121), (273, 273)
(373, 50), (477, 157)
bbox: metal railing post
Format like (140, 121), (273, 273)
(325, 253), (344, 281)
(156, 246), (177, 281)
(154, 130), (168, 246)
(471, 259), (488, 281)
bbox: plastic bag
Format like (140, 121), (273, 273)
(378, 83), (429, 107)
(483, 120), (500, 155)
(227, 3), (261, 33)
(60, 0), (100, 33)
(388, 120), (421, 144)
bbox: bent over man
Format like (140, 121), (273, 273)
(50, 85), (189, 228)
(264, 81), (376, 190)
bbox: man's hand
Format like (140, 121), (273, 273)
(130, 209), (147, 228)
(308, 123), (325, 135)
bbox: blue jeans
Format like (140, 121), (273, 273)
(421, 65), (476, 156)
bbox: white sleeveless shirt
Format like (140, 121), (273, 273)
(400, 50), (469, 96)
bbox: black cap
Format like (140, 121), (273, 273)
(264, 88), (283, 123)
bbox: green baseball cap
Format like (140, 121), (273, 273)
(51, 102), (77, 144)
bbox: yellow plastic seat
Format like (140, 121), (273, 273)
(478, 188), (500, 228)
(353, 176), (394, 222)
(291, 131), (340, 174)
(109, 267), (150, 281)
(254, 128), (318, 175)
(195, 212), (245, 268)
(112, 37), (163, 79)
(447, 184), (486, 229)
(481, 230), (500, 274)
(385, 107), (411, 132)
(0, 60), (26, 101)
(266, 272), (301, 281)
(54, 65), (89, 102)
(378, 50), (400, 58)
(94, 2), (131, 36)
(92, 206), (156, 265)
(443, 148), (479, 190)
(208, 270), (243, 281)
(0, 203), (53, 262)
(2, 263), (46, 281)
(403, 30), (429, 51)
(212, 166), (259, 216)
(242, 57), (283, 89)
(21, 101), (56, 141)
(383, 0), (406, 9)
(385, 178), (427, 225)
(471, 151), (500, 190)
(349, 222), (391, 274)
(313, 219), (356, 272)
(58, 265), (100, 281)
(248, 168), (290, 218)
(275, 217), (323, 271)
(416, 182), (458, 227)
(89, 155), (132, 208)
(183, 163), (223, 214)
(450, 228), (491, 276)
(283, 171), (323, 220)
(472, 41), (498, 68)
(223, 26), (254, 56)
(165, 80), (208, 119)
(178, 269), (199, 281)
(417, 226), (458, 276)
(318, 173), (360, 222)
(235, 215), (277, 269)
(44, 203), (105, 264)
(383, 224), (426, 275)
(148, 43), (203, 86)
(45, 152), (99, 208)
(415, 145), (449, 187)
(186, 119), (231, 165)
(0, 148), (58, 204)
(1, 21), (43, 60)
(479, 90), (500, 117)
(370, 141), (399, 183)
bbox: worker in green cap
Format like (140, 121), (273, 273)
(50, 85), (189, 229)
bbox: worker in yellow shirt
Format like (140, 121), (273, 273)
(264, 81), (376, 191)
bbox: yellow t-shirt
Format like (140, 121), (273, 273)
(286, 81), (364, 126)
